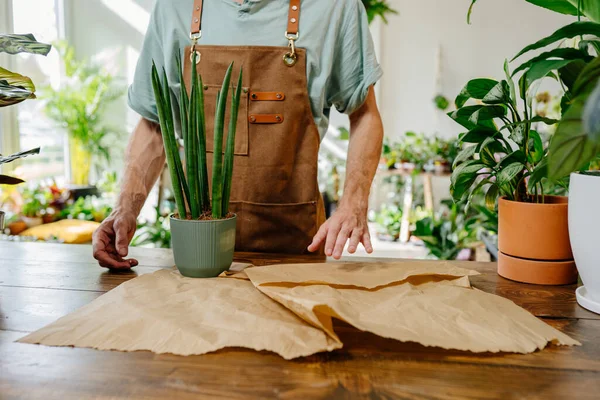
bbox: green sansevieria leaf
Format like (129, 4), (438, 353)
(0, 67), (36, 107)
(0, 34), (51, 56)
(513, 22), (600, 61)
(0, 147), (40, 165)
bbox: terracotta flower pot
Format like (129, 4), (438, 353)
(497, 196), (577, 285)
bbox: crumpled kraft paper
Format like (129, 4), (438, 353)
(19, 261), (580, 359)
(243, 262), (581, 354)
(18, 268), (341, 360)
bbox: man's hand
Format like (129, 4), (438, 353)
(308, 201), (373, 259)
(308, 85), (383, 259)
(93, 210), (139, 269)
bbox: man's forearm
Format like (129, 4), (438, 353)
(341, 87), (384, 210)
(116, 118), (166, 215)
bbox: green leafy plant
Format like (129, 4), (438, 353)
(362, 0), (398, 24)
(151, 54), (242, 220)
(0, 34), (51, 107)
(413, 200), (479, 260)
(42, 42), (124, 166)
(434, 94), (450, 111)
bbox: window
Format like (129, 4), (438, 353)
(2, 0), (66, 184)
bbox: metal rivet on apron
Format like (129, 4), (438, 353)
(290, 18), (296, 23)
(196, 6), (200, 10)
(251, 93), (258, 99)
(194, 18), (199, 23)
(250, 116), (256, 122)
(292, 5), (298, 11)
(190, 50), (201, 64)
(276, 116), (282, 122)
(276, 93), (282, 99)
(204, 85), (208, 90)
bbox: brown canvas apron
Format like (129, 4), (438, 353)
(183, 0), (326, 255)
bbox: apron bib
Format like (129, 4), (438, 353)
(183, 0), (326, 254)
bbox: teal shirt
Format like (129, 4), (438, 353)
(128, 0), (383, 140)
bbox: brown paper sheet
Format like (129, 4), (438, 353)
(20, 261), (579, 359)
(244, 262), (580, 354)
(18, 269), (341, 360)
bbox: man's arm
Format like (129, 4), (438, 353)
(308, 85), (384, 259)
(92, 118), (166, 269)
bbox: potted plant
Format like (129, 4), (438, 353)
(372, 204), (403, 241)
(0, 34), (49, 229)
(451, 2), (600, 285)
(151, 55), (242, 278)
(42, 42), (124, 186)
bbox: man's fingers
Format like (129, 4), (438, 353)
(308, 223), (328, 252)
(332, 226), (351, 259)
(362, 231), (373, 254)
(114, 219), (131, 257)
(95, 249), (133, 269)
(324, 221), (342, 257)
(347, 228), (362, 254)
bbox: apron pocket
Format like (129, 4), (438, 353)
(204, 84), (249, 156)
(230, 201), (319, 254)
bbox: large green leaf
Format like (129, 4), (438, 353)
(448, 106), (497, 130)
(513, 48), (592, 76)
(0, 147), (40, 165)
(524, 59), (577, 89)
(460, 126), (498, 143)
(451, 161), (486, 201)
(456, 80), (511, 109)
(0, 67), (36, 107)
(549, 99), (600, 179)
(497, 162), (525, 186)
(583, 81), (600, 142)
(469, 105), (507, 125)
(0, 34), (51, 56)
(558, 59), (589, 92)
(525, 0), (578, 16)
(484, 184), (499, 210)
(573, 56), (600, 97)
(513, 22), (600, 61)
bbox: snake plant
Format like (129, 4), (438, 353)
(151, 54), (242, 220)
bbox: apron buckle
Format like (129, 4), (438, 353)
(283, 31), (299, 67)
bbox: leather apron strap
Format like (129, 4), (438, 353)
(190, 0), (301, 43)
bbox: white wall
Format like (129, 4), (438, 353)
(379, 0), (574, 140)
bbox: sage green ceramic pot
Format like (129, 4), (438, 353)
(170, 214), (237, 278)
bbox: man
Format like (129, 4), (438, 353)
(93, 0), (384, 268)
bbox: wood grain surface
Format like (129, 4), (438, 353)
(1, 241), (598, 399)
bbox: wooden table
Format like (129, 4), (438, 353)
(1, 242), (599, 399)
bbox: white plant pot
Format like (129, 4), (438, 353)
(569, 172), (600, 314)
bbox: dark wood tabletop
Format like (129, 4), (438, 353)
(1, 241), (599, 399)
